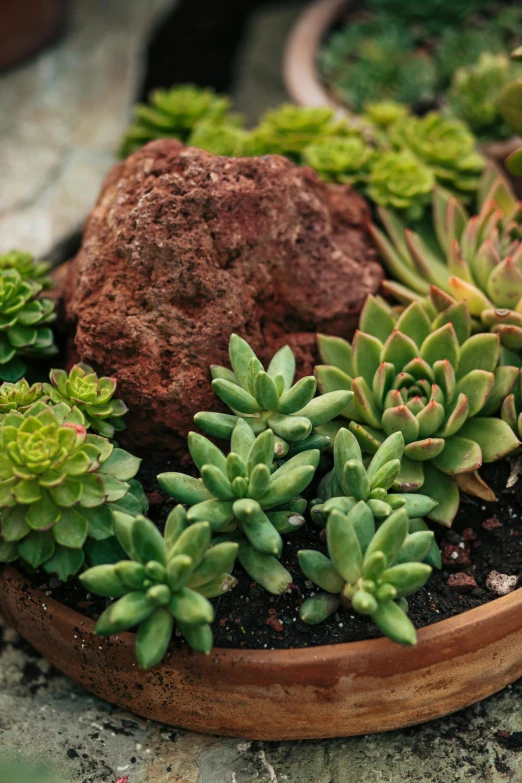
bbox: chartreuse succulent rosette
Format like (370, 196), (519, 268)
(44, 363), (128, 438)
(302, 136), (375, 185)
(501, 369), (522, 440)
(311, 429), (441, 568)
(249, 105), (351, 160)
(372, 164), (522, 351)
(81, 507), (238, 667)
(315, 295), (520, 526)
(195, 334), (351, 457)
(158, 419), (319, 594)
(0, 250), (52, 288)
(0, 378), (46, 414)
(0, 268), (57, 382)
(299, 505), (432, 645)
(0, 400), (145, 580)
(366, 150), (435, 221)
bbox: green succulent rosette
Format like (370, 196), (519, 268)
(249, 105), (350, 159)
(311, 428), (441, 568)
(372, 163), (522, 351)
(81, 507), (238, 666)
(388, 112), (485, 197)
(120, 84), (241, 157)
(362, 101), (409, 129)
(299, 505), (431, 645)
(366, 150), (435, 220)
(0, 268), (57, 382)
(0, 400), (145, 580)
(188, 122), (252, 157)
(501, 369), (522, 440)
(44, 363), (128, 438)
(302, 136), (374, 185)
(0, 250), (52, 288)
(315, 295), (520, 526)
(194, 334), (351, 457)
(158, 420), (318, 594)
(0, 378), (46, 414)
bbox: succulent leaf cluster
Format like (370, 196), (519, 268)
(501, 369), (522, 440)
(158, 420), (319, 594)
(44, 363), (128, 438)
(81, 507), (238, 667)
(195, 334), (351, 456)
(373, 164), (522, 350)
(249, 105), (350, 159)
(120, 84), (241, 157)
(0, 250), (52, 288)
(0, 378), (46, 414)
(302, 136), (374, 185)
(0, 268), (57, 382)
(299, 505), (432, 645)
(0, 400), (145, 580)
(316, 295), (520, 526)
(188, 122), (252, 157)
(366, 150), (435, 220)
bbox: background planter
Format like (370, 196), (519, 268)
(0, 0), (69, 72)
(1, 566), (522, 740)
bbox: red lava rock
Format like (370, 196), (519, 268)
(441, 540), (472, 569)
(64, 140), (382, 456)
(461, 527), (477, 541)
(485, 571), (519, 596)
(145, 491), (163, 505)
(266, 616), (284, 633)
(482, 517), (502, 531)
(447, 572), (477, 593)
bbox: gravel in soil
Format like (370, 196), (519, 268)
(18, 455), (522, 651)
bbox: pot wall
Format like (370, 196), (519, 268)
(1, 567), (522, 740)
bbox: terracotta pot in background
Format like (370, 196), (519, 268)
(1, 566), (522, 740)
(0, 0), (69, 72)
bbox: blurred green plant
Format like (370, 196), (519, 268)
(366, 150), (435, 220)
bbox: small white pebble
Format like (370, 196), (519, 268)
(450, 551), (459, 560)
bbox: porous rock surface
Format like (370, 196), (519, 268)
(64, 139), (382, 455)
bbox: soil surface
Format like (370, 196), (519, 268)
(18, 454), (522, 651)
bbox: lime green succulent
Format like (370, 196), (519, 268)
(188, 122), (252, 157)
(302, 136), (374, 185)
(0, 268), (57, 382)
(0, 250), (52, 288)
(315, 295), (520, 526)
(0, 378), (46, 414)
(81, 507), (238, 666)
(363, 101), (409, 129)
(249, 105), (349, 160)
(389, 112), (485, 198)
(366, 150), (435, 220)
(501, 369), (522, 439)
(0, 400), (145, 580)
(120, 84), (241, 157)
(299, 506), (431, 645)
(158, 420), (318, 594)
(372, 163), (522, 351)
(194, 334), (351, 457)
(44, 363), (128, 438)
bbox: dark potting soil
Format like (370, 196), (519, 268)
(17, 453), (522, 651)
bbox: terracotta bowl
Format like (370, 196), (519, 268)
(1, 566), (522, 740)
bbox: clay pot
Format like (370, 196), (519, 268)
(0, 0), (69, 72)
(2, 565), (522, 740)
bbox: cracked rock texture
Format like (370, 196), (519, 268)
(0, 0), (174, 258)
(64, 139), (381, 457)
(1, 615), (522, 782)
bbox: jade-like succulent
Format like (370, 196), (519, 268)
(158, 420), (319, 593)
(299, 506), (431, 645)
(0, 250), (52, 287)
(81, 507), (238, 666)
(388, 112), (484, 198)
(363, 101), (409, 128)
(302, 136), (374, 185)
(188, 122), (252, 157)
(0, 378), (46, 414)
(0, 268), (57, 382)
(372, 164), (522, 350)
(194, 334), (351, 456)
(501, 369), (522, 439)
(315, 295), (520, 526)
(0, 400), (144, 580)
(44, 364), (128, 438)
(120, 84), (240, 157)
(249, 105), (349, 160)
(366, 150), (435, 220)
(448, 53), (516, 138)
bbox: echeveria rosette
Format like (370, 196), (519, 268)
(388, 112), (485, 198)
(302, 136), (375, 185)
(44, 363), (128, 438)
(194, 334), (351, 457)
(311, 428), (440, 568)
(0, 378), (46, 415)
(366, 150), (435, 221)
(0, 400), (144, 580)
(249, 105), (351, 160)
(158, 420), (319, 594)
(81, 507), (238, 666)
(315, 296), (520, 526)
(120, 84), (241, 157)
(299, 505), (432, 645)
(0, 250), (52, 288)
(0, 268), (57, 382)
(188, 122), (253, 157)
(372, 164), (522, 351)
(362, 101), (409, 129)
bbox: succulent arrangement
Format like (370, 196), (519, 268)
(81, 508), (238, 664)
(373, 163), (522, 351)
(366, 150), (435, 220)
